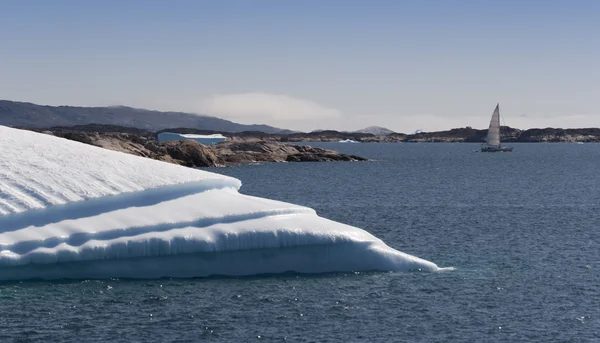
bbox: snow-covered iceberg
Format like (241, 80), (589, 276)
(157, 132), (226, 145)
(0, 126), (445, 280)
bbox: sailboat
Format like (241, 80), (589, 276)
(481, 104), (513, 152)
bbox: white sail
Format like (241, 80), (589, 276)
(486, 104), (501, 146)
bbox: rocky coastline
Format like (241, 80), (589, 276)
(26, 127), (367, 168)
(156, 126), (600, 143)
(20, 123), (600, 170)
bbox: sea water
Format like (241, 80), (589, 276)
(1, 143), (598, 342)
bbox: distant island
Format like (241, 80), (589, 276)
(3, 100), (600, 143)
(155, 126), (600, 143)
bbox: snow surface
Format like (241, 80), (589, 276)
(0, 126), (446, 280)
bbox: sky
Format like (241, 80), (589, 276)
(1, 0), (598, 132)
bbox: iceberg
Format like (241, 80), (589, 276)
(0, 126), (445, 280)
(157, 132), (227, 145)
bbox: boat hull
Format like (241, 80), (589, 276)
(481, 146), (513, 152)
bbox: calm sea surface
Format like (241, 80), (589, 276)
(1, 143), (599, 342)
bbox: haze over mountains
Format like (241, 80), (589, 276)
(3, 100), (599, 142)
(0, 100), (291, 134)
(1, 100), (400, 135)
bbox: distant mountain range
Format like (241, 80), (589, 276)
(0, 100), (291, 134)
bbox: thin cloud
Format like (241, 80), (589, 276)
(197, 92), (341, 129)
(195, 94), (599, 132)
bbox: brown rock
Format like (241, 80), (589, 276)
(31, 129), (367, 168)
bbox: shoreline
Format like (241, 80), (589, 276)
(160, 127), (600, 144)
(22, 127), (368, 168)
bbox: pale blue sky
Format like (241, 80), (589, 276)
(1, 0), (598, 131)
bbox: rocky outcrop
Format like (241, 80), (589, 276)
(214, 141), (365, 164)
(403, 127), (495, 143)
(515, 128), (600, 142)
(43, 130), (216, 167)
(30, 129), (366, 167)
(146, 140), (221, 167)
(285, 147), (365, 162)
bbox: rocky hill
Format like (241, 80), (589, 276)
(0, 100), (289, 133)
(353, 126), (395, 136)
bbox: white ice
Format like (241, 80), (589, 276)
(0, 126), (445, 280)
(157, 132), (226, 145)
(179, 133), (226, 139)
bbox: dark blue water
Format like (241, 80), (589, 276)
(2, 143), (599, 342)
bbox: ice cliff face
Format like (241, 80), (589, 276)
(157, 132), (227, 145)
(0, 126), (445, 280)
